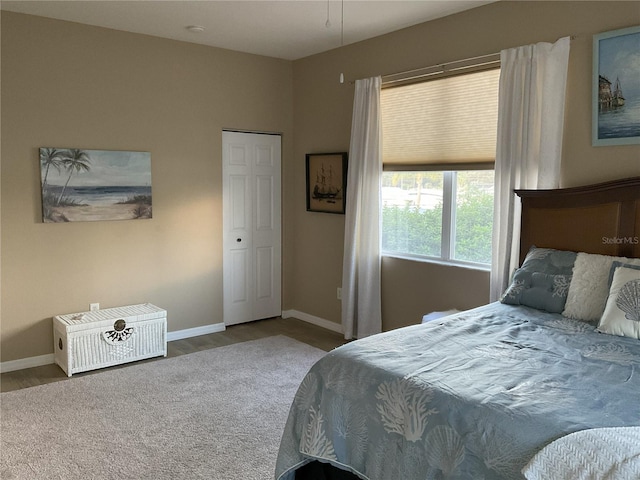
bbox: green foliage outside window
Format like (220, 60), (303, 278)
(382, 190), (493, 265)
(382, 203), (443, 258)
(454, 192), (493, 264)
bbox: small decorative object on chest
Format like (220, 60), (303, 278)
(53, 303), (167, 376)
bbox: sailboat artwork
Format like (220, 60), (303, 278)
(598, 75), (625, 110)
(313, 163), (340, 202)
(593, 26), (640, 146)
(612, 77), (626, 108)
(306, 152), (348, 214)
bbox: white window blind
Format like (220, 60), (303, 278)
(381, 68), (500, 170)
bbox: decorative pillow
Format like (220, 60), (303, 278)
(563, 253), (640, 322)
(608, 261), (640, 286)
(597, 266), (640, 339)
(501, 269), (572, 313)
(518, 246), (577, 276)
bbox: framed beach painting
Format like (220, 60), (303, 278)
(39, 148), (152, 223)
(305, 152), (348, 214)
(592, 25), (640, 146)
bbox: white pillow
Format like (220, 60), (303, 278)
(562, 253), (640, 322)
(597, 266), (640, 339)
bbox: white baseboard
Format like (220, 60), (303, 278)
(282, 309), (343, 334)
(0, 353), (55, 374)
(1, 322), (227, 374)
(166, 322), (226, 342)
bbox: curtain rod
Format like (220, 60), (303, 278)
(369, 36), (577, 87)
(381, 52), (501, 87)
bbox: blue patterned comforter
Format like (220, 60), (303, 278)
(275, 303), (640, 480)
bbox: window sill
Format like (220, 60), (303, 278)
(381, 253), (491, 272)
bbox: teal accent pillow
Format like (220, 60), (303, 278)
(501, 269), (573, 313)
(518, 246), (577, 276)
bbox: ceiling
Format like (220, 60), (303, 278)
(0, 0), (494, 60)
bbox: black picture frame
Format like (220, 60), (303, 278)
(305, 152), (348, 214)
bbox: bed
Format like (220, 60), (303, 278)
(275, 177), (640, 480)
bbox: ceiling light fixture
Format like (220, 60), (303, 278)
(186, 25), (205, 33)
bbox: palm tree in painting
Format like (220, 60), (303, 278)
(39, 148), (65, 191)
(56, 149), (91, 206)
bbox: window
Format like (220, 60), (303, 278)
(381, 170), (494, 265)
(380, 66), (499, 267)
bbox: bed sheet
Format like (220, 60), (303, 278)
(275, 303), (640, 480)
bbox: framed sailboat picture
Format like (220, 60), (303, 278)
(305, 152), (348, 214)
(592, 25), (640, 146)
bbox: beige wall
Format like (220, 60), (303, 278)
(1, 12), (294, 362)
(2, 2), (639, 363)
(290, 1), (640, 331)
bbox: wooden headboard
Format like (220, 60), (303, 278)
(516, 176), (640, 264)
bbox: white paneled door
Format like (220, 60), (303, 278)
(222, 131), (282, 326)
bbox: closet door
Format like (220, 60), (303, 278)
(222, 131), (281, 325)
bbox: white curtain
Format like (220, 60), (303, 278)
(490, 37), (571, 302)
(341, 76), (383, 339)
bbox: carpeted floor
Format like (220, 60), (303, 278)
(1, 335), (326, 480)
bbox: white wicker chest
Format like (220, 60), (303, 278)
(53, 303), (167, 376)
